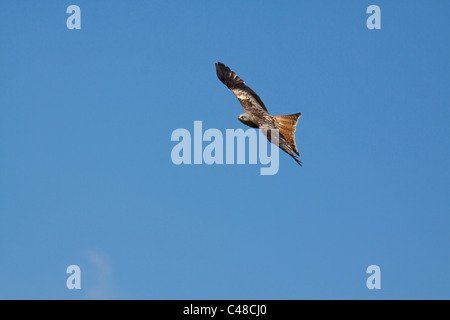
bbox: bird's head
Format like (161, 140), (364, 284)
(238, 113), (250, 122)
(238, 113), (258, 128)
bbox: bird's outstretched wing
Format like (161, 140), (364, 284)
(215, 62), (269, 115)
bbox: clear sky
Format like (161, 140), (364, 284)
(1, 1), (449, 299)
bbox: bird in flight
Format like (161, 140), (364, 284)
(215, 62), (302, 166)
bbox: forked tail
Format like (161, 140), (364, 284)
(273, 112), (302, 157)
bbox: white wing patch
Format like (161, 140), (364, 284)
(231, 89), (250, 100)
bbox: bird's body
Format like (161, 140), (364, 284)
(215, 62), (302, 166)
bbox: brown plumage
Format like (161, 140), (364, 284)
(215, 62), (302, 166)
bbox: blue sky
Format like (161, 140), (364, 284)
(1, 1), (449, 299)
